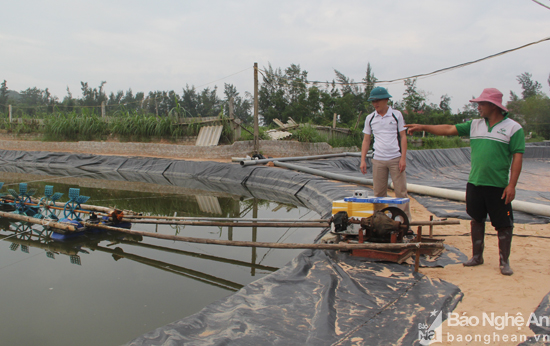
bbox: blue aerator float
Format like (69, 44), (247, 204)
(0, 183), (132, 241)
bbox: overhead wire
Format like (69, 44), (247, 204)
(532, 0), (550, 10)
(195, 66), (253, 89)
(260, 36), (550, 86)
(4, 35), (549, 112)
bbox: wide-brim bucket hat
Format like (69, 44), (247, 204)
(368, 86), (392, 101)
(470, 88), (508, 112)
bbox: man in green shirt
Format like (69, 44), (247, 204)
(405, 88), (524, 276)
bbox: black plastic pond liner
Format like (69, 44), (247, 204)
(0, 150), (361, 218)
(0, 148), (485, 344)
(517, 338), (550, 345)
(126, 249), (463, 346)
(288, 147), (550, 224)
(417, 244), (468, 267)
(528, 292), (550, 338)
(4, 146), (549, 223)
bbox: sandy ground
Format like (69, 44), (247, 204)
(409, 196), (550, 345)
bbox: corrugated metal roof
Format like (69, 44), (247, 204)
(195, 125), (223, 146)
(266, 130), (292, 140)
(196, 195), (222, 215)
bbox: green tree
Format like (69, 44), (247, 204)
(507, 93), (550, 139)
(0, 80), (8, 110)
(80, 81), (107, 111)
(439, 94), (451, 112)
(18, 86), (56, 115)
(108, 90), (124, 106)
(520, 94), (550, 138)
(259, 63), (291, 126)
(517, 72), (542, 99)
(197, 86), (221, 118)
(402, 78), (425, 113)
(224, 83), (252, 124)
(181, 85), (199, 117)
(458, 99), (478, 121)
(362, 63), (377, 115)
(62, 87), (76, 112)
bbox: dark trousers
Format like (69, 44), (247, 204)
(466, 183), (514, 229)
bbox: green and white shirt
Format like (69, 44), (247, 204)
(455, 117), (525, 188)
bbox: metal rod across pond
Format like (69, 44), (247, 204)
(239, 152), (372, 166)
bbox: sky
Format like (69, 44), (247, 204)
(1, 0), (549, 113)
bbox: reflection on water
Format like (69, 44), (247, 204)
(0, 175), (322, 346)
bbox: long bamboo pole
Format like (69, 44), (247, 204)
(82, 222), (444, 251)
(28, 198), (115, 214)
(121, 215), (328, 222)
(88, 244), (243, 291)
(0, 210), (78, 232)
(121, 218), (328, 228)
(121, 218), (460, 228)
(120, 240), (279, 272)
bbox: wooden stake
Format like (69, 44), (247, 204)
(414, 226), (422, 273)
(253, 62), (259, 155)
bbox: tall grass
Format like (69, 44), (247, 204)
(42, 111), (222, 142)
(412, 136), (469, 150)
(291, 124), (326, 142)
(328, 127), (363, 148)
(44, 112), (108, 141)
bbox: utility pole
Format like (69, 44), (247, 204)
(253, 62), (259, 155)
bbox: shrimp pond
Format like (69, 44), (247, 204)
(0, 174), (324, 346)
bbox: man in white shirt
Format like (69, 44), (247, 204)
(360, 87), (411, 220)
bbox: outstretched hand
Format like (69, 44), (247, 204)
(404, 124), (422, 135)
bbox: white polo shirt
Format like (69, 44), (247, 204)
(363, 106), (406, 161)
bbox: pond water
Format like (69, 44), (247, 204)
(0, 176), (324, 346)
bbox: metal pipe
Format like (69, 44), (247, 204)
(273, 161), (374, 185)
(271, 162), (550, 218)
(393, 182), (550, 218)
(240, 152), (372, 166)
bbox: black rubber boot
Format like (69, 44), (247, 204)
(463, 220), (485, 266)
(497, 227), (514, 276)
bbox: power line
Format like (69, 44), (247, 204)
(195, 66), (253, 89)
(265, 36), (550, 86)
(532, 0), (550, 10)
